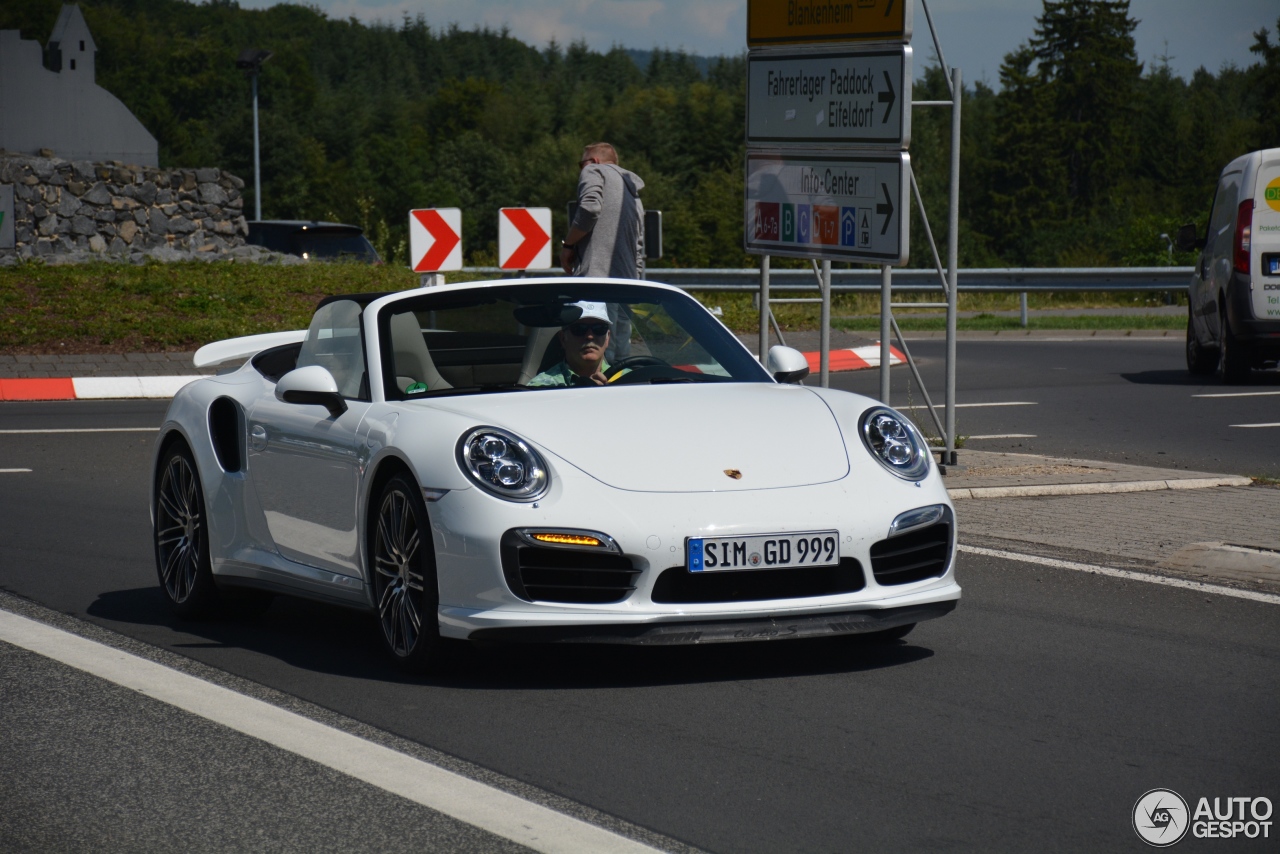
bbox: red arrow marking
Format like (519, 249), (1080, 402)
(412, 209), (460, 271)
(501, 208), (550, 269)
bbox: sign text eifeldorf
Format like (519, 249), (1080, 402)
(748, 46), (911, 147)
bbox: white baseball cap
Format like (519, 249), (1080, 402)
(567, 301), (611, 325)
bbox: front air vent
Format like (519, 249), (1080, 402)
(870, 523), (951, 586)
(651, 558), (865, 604)
(500, 531), (639, 604)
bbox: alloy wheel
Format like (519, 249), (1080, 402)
(156, 453), (203, 604)
(374, 486), (425, 657)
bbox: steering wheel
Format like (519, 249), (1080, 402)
(604, 355), (669, 381)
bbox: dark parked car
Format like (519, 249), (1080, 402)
(246, 221), (380, 263)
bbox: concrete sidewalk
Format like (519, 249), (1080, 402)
(948, 449), (1280, 596)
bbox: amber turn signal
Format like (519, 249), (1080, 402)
(530, 532), (604, 547)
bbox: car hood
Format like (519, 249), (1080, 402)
(426, 383), (851, 492)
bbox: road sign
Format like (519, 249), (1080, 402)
(408, 208), (462, 272)
(748, 46), (911, 147)
(747, 0), (911, 47)
(499, 207), (552, 270)
(744, 150), (909, 264)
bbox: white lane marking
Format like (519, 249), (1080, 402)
(0, 428), (158, 434)
(0, 610), (660, 854)
(71, 376), (196, 399)
(1230, 423), (1280, 428)
(0, 468), (33, 473)
(1193, 391), (1280, 398)
(963, 434), (1037, 440)
(954, 401), (1037, 408)
(959, 544), (1280, 605)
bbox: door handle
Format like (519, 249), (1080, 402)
(249, 424), (268, 451)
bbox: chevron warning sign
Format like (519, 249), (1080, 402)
(498, 207), (552, 270)
(408, 208), (462, 272)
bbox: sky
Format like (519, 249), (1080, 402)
(237, 0), (1278, 85)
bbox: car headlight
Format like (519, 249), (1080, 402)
(457, 427), (549, 501)
(859, 406), (932, 481)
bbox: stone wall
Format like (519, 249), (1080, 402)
(0, 151), (249, 261)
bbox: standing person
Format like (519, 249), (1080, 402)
(560, 143), (644, 360)
(560, 143), (645, 278)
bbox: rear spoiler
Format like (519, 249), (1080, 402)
(193, 330), (308, 369)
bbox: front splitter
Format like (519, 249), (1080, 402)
(467, 600), (957, 645)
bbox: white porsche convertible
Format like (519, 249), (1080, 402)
(152, 278), (959, 671)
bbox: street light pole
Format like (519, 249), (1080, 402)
(251, 71), (261, 221)
(235, 48), (273, 222)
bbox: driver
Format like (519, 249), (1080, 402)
(527, 301), (623, 387)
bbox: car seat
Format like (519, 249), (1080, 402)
(389, 311), (451, 392)
(516, 327), (562, 385)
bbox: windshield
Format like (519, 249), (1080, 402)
(378, 282), (770, 399)
(295, 231), (378, 261)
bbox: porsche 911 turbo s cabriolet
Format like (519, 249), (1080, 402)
(152, 278), (959, 671)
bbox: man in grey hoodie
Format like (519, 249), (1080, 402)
(559, 143), (645, 279)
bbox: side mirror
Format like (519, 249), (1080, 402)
(766, 345), (810, 384)
(276, 365), (348, 417)
(1175, 222), (1205, 252)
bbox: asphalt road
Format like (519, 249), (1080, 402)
(833, 336), (1280, 478)
(1, 339), (1278, 852)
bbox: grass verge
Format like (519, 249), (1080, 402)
(0, 262), (1185, 353)
(832, 313), (1184, 332)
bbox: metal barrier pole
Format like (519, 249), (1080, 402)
(820, 259), (831, 387)
(880, 264), (892, 402)
(1020, 291), (1028, 327)
(759, 255), (770, 362)
(945, 66), (962, 467)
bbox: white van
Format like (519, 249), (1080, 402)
(1180, 147), (1280, 383)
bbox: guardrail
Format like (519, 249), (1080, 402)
(463, 266), (1193, 293)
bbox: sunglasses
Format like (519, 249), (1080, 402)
(567, 323), (610, 337)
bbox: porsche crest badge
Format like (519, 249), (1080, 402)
(724, 469), (743, 479)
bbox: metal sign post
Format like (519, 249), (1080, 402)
(745, 0), (916, 389)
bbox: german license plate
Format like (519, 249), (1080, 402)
(687, 531), (839, 572)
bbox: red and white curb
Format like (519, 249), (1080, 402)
(0, 376), (197, 401)
(803, 343), (904, 373)
(0, 344), (905, 401)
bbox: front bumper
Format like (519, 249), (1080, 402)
(467, 599), (956, 645)
(429, 452), (960, 640)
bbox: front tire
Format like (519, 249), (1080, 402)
(1186, 310), (1216, 375)
(1217, 309), (1250, 384)
(154, 442), (220, 618)
(371, 473), (441, 673)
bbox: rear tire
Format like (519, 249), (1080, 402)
(370, 473), (441, 673)
(1217, 309), (1250, 384)
(1186, 311), (1216, 375)
(154, 442), (220, 619)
